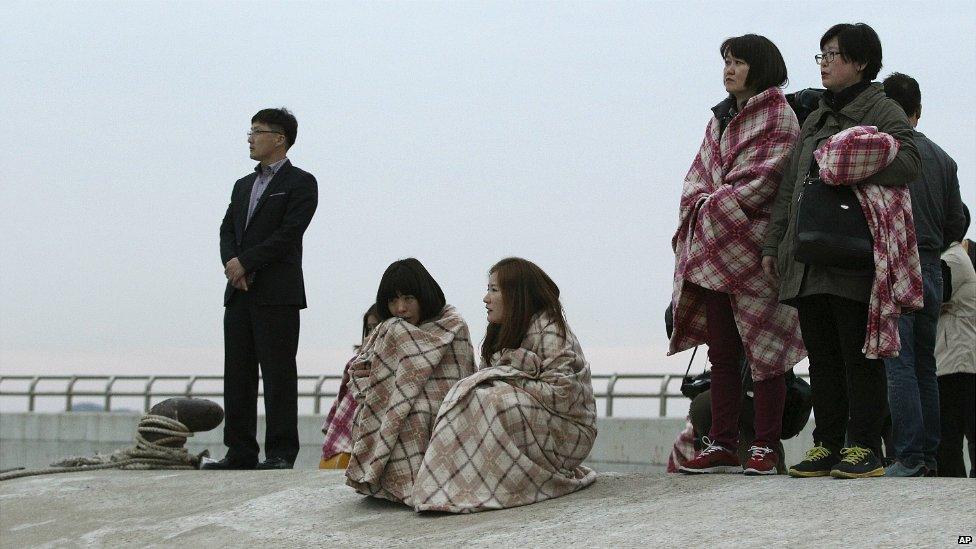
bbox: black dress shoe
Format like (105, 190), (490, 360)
(200, 457), (257, 470)
(256, 457), (294, 470)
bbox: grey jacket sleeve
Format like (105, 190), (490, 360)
(762, 145), (801, 257)
(859, 99), (921, 188)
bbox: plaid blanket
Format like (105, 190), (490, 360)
(320, 357), (357, 461)
(666, 418), (697, 473)
(814, 126), (923, 358)
(344, 305), (475, 504)
(669, 88), (806, 381)
(412, 314), (598, 513)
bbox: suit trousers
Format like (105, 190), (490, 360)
(223, 291), (300, 463)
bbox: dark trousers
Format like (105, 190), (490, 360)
(698, 285), (785, 451)
(223, 292), (300, 463)
(796, 294), (886, 453)
(937, 373), (975, 477)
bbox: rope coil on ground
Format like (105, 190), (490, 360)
(0, 414), (207, 482)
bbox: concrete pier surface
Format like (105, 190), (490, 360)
(1, 470), (973, 547)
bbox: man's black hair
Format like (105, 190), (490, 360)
(720, 34), (789, 92)
(252, 107), (298, 148)
(820, 23), (883, 81)
(882, 72), (921, 119)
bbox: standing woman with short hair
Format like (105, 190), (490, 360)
(412, 257), (597, 513)
(762, 23), (921, 479)
(670, 34), (804, 475)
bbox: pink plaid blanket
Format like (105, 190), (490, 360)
(669, 88), (805, 380)
(344, 305), (475, 504)
(814, 126), (923, 358)
(320, 357), (357, 461)
(666, 419), (697, 473)
(412, 313), (597, 513)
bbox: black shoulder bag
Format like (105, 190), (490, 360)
(793, 174), (874, 268)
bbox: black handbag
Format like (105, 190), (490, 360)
(780, 370), (812, 439)
(794, 175), (874, 268)
(680, 347), (711, 400)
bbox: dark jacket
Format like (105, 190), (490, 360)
(906, 131), (966, 264)
(219, 159), (318, 308)
(762, 83), (921, 304)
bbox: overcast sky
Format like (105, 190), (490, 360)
(1, 1), (973, 380)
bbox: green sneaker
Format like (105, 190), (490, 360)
(789, 445), (838, 478)
(830, 446), (884, 479)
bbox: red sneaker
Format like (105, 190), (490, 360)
(679, 441), (741, 474)
(743, 445), (778, 475)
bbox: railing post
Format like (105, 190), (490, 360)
(185, 376), (198, 398)
(312, 375), (327, 415)
(65, 376), (79, 412)
(659, 375), (673, 417)
(144, 377), (157, 412)
(104, 376), (118, 412)
(605, 375), (618, 417)
(28, 377), (40, 412)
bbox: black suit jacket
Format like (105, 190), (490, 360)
(219, 159), (318, 308)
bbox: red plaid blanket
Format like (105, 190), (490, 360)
(814, 126), (923, 358)
(320, 357), (357, 461)
(669, 88), (806, 380)
(666, 419), (697, 473)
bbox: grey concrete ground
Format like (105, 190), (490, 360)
(1, 470), (973, 548)
(3, 413), (859, 472)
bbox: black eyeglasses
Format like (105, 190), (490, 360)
(247, 129), (282, 137)
(815, 51), (844, 65)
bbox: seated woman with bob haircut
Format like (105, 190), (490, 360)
(344, 258), (475, 505)
(412, 257), (597, 513)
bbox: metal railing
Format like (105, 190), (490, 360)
(0, 375), (344, 414)
(0, 373), (808, 417)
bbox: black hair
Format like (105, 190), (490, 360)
(882, 73), (921, 119)
(820, 23), (883, 81)
(957, 203), (971, 244)
(361, 304), (379, 341)
(374, 258), (446, 324)
(720, 34), (789, 92)
(251, 107), (298, 148)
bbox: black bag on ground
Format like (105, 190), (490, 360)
(780, 370), (812, 439)
(794, 175), (874, 268)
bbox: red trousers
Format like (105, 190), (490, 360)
(695, 283), (786, 451)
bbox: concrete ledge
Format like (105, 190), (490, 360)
(2, 413), (823, 472)
(1, 470), (973, 547)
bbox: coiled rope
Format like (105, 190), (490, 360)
(0, 414), (207, 482)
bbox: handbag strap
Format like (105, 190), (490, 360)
(683, 346), (700, 377)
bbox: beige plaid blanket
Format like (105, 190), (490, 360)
(412, 313), (598, 513)
(345, 305), (475, 504)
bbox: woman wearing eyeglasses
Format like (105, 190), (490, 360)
(670, 34), (804, 476)
(762, 23), (921, 479)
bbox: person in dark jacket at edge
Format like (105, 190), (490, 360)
(879, 72), (967, 477)
(761, 23), (921, 479)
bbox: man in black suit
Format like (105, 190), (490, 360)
(205, 107), (318, 470)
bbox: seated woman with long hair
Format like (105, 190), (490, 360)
(319, 304), (379, 470)
(412, 257), (597, 513)
(344, 258), (475, 505)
